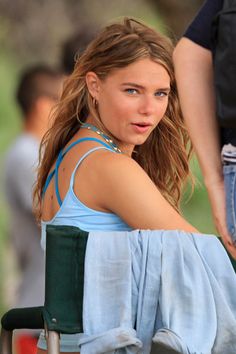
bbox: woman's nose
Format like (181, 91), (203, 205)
(138, 96), (156, 116)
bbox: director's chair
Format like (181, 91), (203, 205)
(0, 225), (88, 354)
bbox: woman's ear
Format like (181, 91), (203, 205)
(85, 72), (100, 99)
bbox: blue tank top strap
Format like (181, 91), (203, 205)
(42, 136), (115, 204)
(42, 148), (64, 197)
(69, 146), (115, 189)
(60, 137), (112, 157)
(55, 149), (64, 206)
(42, 170), (55, 196)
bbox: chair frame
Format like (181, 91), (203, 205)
(0, 225), (88, 354)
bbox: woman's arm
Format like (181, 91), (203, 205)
(77, 150), (198, 233)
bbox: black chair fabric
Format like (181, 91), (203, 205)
(1, 307), (44, 331)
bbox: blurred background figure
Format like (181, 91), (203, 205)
(3, 24), (97, 353)
(4, 65), (63, 354)
(3, 23), (98, 351)
(60, 26), (96, 75)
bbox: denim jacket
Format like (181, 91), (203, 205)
(79, 230), (236, 354)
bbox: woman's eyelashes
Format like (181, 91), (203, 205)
(125, 88), (138, 95)
(155, 90), (169, 97)
(124, 88), (170, 97)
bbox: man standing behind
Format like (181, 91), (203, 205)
(61, 26), (96, 75)
(173, 0), (236, 259)
(4, 65), (63, 354)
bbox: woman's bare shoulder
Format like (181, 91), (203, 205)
(90, 149), (197, 233)
(94, 149), (146, 175)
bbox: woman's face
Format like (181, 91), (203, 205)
(86, 58), (170, 154)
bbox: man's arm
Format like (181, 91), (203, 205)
(173, 38), (221, 185)
(173, 37), (236, 258)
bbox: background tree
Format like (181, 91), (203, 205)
(0, 0), (204, 64)
(147, 0), (205, 37)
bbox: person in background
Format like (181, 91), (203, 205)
(60, 26), (96, 75)
(173, 0), (236, 259)
(4, 65), (63, 354)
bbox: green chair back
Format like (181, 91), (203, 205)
(43, 225), (88, 333)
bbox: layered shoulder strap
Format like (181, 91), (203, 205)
(43, 137), (115, 205)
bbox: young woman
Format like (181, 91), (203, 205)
(35, 17), (197, 353)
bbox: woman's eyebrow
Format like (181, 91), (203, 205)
(121, 82), (170, 92)
(157, 87), (171, 92)
(121, 82), (145, 89)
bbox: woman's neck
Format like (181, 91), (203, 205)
(83, 117), (134, 156)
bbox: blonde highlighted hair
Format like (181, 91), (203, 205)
(34, 17), (192, 220)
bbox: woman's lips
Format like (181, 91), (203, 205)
(131, 123), (152, 133)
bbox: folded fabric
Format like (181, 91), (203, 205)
(152, 328), (189, 354)
(78, 327), (142, 354)
(78, 230), (236, 354)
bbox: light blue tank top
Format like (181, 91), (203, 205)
(41, 137), (132, 250)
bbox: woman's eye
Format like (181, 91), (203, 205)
(125, 88), (138, 94)
(155, 91), (168, 97)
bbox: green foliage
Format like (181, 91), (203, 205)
(0, 51), (21, 313)
(0, 53), (21, 152)
(181, 157), (217, 235)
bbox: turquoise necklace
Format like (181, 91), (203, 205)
(80, 123), (122, 153)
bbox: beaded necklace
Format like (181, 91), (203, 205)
(80, 123), (122, 153)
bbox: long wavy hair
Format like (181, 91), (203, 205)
(34, 17), (192, 220)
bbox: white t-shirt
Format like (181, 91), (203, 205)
(4, 133), (45, 307)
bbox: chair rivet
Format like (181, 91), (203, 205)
(52, 318), (57, 323)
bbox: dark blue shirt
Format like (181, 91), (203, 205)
(183, 0), (236, 146)
(184, 0), (223, 49)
